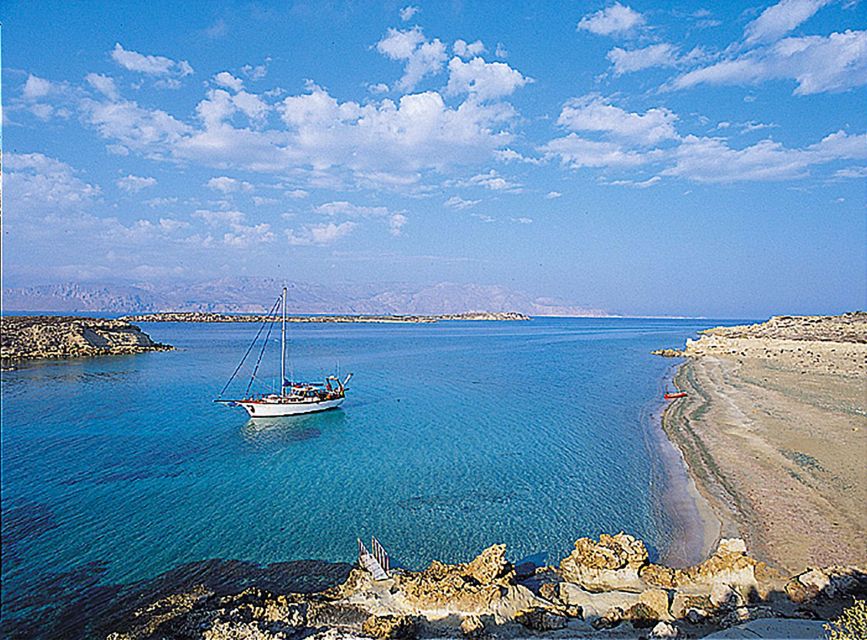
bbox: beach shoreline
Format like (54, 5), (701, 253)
(642, 365), (722, 568)
(655, 314), (867, 574)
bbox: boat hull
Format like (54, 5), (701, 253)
(239, 397), (344, 417)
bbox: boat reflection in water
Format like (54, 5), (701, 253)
(239, 410), (347, 447)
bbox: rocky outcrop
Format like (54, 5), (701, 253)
(121, 311), (530, 323)
(1, 316), (172, 363)
(559, 532), (648, 592)
(392, 544), (519, 613)
(103, 533), (867, 640)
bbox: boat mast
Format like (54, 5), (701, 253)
(281, 286), (287, 397)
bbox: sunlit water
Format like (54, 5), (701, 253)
(1, 317), (739, 633)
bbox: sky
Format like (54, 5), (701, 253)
(1, 0), (865, 317)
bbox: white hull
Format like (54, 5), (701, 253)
(239, 397), (344, 417)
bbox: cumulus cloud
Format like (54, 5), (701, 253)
(22, 74), (54, 100)
(286, 221), (356, 245)
(541, 134), (649, 168)
(607, 44), (679, 74)
(546, 191), (562, 199)
(577, 3), (645, 36)
(557, 94), (679, 145)
(399, 5), (420, 21)
(444, 195), (481, 209)
(389, 213), (408, 236)
(214, 71), (244, 92)
(445, 56), (532, 100)
(376, 27), (447, 91)
(453, 39), (486, 58)
(4, 153), (100, 212)
(744, 0), (833, 46)
(116, 174), (157, 192)
(85, 73), (120, 100)
(206, 176), (253, 193)
(111, 43), (193, 78)
(462, 169), (522, 191)
(669, 30), (867, 95)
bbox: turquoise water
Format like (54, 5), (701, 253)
(1, 317), (734, 633)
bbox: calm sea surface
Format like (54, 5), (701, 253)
(1, 317), (741, 632)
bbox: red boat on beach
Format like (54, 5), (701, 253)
(664, 391), (688, 400)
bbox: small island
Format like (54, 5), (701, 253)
(121, 311), (531, 323)
(1, 316), (173, 364)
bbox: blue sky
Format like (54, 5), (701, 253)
(2, 0), (865, 316)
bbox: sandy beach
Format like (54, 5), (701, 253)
(660, 313), (867, 574)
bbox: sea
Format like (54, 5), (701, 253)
(0, 317), (743, 637)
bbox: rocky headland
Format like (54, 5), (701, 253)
(655, 312), (867, 574)
(1, 316), (172, 364)
(101, 532), (865, 639)
(122, 311), (530, 324)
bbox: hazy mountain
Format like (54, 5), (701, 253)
(2, 279), (608, 316)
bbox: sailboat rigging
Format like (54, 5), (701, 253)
(215, 287), (352, 417)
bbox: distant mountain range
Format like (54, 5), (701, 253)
(2, 279), (609, 317)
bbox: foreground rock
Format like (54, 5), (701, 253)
(1, 316), (172, 363)
(122, 311), (530, 323)
(104, 534), (866, 639)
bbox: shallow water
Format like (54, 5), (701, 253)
(1, 317), (739, 631)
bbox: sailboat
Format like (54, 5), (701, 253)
(215, 287), (351, 417)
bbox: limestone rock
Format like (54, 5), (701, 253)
(361, 614), (416, 640)
(624, 602), (661, 628)
(639, 588), (672, 621)
(465, 544), (510, 584)
(650, 620), (679, 638)
(392, 545), (515, 613)
(785, 566), (867, 603)
(671, 592), (712, 619)
(515, 607), (568, 631)
(559, 532), (648, 592)
(460, 615), (485, 638)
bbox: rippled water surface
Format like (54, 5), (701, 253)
(1, 317), (735, 631)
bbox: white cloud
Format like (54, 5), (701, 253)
(206, 176), (253, 193)
(454, 39), (486, 58)
(286, 189), (310, 199)
(512, 216), (533, 224)
(214, 71), (244, 92)
(463, 169), (522, 191)
(495, 43), (509, 58)
(604, 175), (662, 188)
(744, 0), (833, 46)
(670, 30), (867, 95)
(444, 195), (481, 209)
(661, 130), (867, 183)
(111, 43), (193, 78)
(376, 27), (447, 91)
(286, 221), (356, 245)
(23, 74), (54, 100)
(4, 153), (100, 212)
(389, 213), (408, 236)
(80, 94), (191, 153)
(193, 209), (246, 226)
(242, 63), (269, 80)
(399, 5), (420, 21)
(834, 165), (867, 178)
(546, 191), (562, 199)
(445, 56), (532, 100)
(85, 73), (120, 100)
(116, 174), (157, 192)
(541, 134), (649, 168)
(223, 222), (274, 247)
(607, 44), (679, 74)
(578, 3), (645, 36)
(557, 94), (679, 145)
(314, 201), (391, 218)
